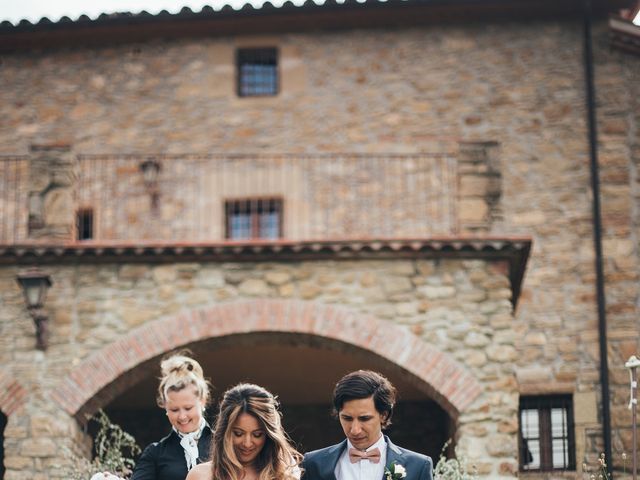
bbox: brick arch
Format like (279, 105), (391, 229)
(0, 372), (28, 416)
(53, 299), (482, 419)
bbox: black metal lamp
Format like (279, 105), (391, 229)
(140, 158), (161, 188)
(140, 158), (161, 210)
(16, 267), (53, 350)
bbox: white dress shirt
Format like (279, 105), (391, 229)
(334, 434), (387, 480)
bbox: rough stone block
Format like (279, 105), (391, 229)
(515, 366), (552, 384)
(458, 198), (488, 223)
(21, 438), (58, 457)
(382, 276), (413, 295)
(485, 434), (516, 457)
(238, 278), (270, 297)
(3, 455), (33, 469)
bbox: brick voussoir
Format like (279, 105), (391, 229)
(193, 311), (213, 339)
(0, 379), (28, 415)
(448, 378), (484, 412)
(200, 306), (225, 337)
(52, 299), (481, 418)
(53, 379), (85, 415)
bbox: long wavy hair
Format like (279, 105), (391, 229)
(209, 383), (302, 480)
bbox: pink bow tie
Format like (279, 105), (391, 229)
(348, 447), (381, 464)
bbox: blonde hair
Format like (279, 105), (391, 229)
(210, 384), (302, 480)
(156, 352), (210, 408)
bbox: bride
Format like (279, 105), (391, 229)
(187, 383), (301, 480)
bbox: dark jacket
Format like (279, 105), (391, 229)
(302, 436), (433, 480)
(131, 425), (212, 480)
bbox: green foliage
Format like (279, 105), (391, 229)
(433, 440), (477, 480)
(59, 410), (141, 480)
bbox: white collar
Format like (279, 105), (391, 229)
(174, 418), (206, 471)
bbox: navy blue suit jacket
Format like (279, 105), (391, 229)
(302, 436), (432, 480)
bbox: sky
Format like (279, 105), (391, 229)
(0, 0), (294, 24)
(1, 0), (638, 24)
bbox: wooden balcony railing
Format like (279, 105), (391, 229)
(0, 152), (461, 244)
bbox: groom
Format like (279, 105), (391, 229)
(302, 370), (433, 480)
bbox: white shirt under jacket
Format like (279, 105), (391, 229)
(334, 434), (387, 480)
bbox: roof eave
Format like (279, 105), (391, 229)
(1, 236), (532, 309)
(0, 0), (634, 51)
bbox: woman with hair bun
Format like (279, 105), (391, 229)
(128, 352), (213, 480)
(186, 383), (302, 480)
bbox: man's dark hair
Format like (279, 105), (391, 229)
(332, 370), (397, 428)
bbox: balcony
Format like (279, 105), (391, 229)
(0, 151), (473, 244)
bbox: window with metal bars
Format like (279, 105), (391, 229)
(225, 198), (283, 240)
(237, 48), (278, 97)
(77, 208), (94, 241)
(519, 395), (575, 472)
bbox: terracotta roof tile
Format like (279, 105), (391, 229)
(2, 236), (532, 308)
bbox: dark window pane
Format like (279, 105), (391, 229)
(229, 213), (252, 240)
(520, 408), (540, 470)
(77, 209), (94, 240)
(237, 48), (278, 97)
(259, 211), (280, 239)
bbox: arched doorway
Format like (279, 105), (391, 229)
(103, 332), (452, 457)
(54, 300), (482, 462)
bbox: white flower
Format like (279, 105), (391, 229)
(90, 474), (124, 480)
(395, 464), (407, 478)
(385, 462), (407, 480)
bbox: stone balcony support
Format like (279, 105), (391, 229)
(27, 144), (78, 241)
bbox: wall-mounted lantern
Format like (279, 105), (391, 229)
(140, 158), (161, 210)
(140, 158), (161, 188)
(16, 267), (53, 350)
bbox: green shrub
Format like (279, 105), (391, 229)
(59, 410), (140, 480)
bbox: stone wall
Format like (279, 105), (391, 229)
(0, 257), (517, 478)
(0, 22), (601, 156)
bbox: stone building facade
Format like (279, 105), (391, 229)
(0, 1), (639, 479)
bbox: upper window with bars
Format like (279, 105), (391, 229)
(519, 395), (575, 472)
(225, 198), (283, 240)
(237, 48), (279, 97)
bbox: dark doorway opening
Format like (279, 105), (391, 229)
(1, 411), (6, 479)
(105, 398), (448, 459)
(94, 334), (454, 464)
